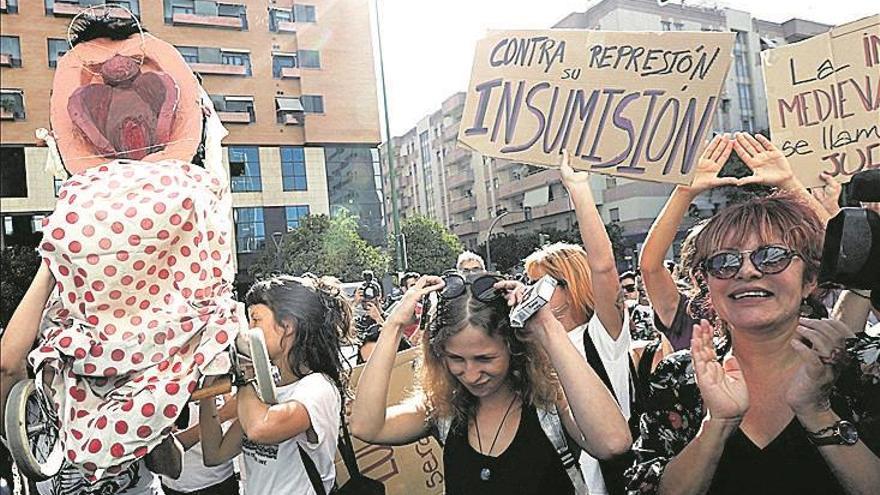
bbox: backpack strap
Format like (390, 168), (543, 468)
(537, 406), (588, 495)
(298, 443), (328, 495)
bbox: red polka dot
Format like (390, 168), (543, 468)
(69, 386), (85, 401)
(141, 218), (154, 230)
(154, 333), (167, 345)
(87, 315), (98, 326)
(139, 300), (150, 310)
(66, 212), (79, 224)
(82, 225), (95, 237)
(116, 250), (129, 262)
(96, 416), (107, 429)
(111, 349), (125, 361)
(109, 290), (122, 300)
(158, 230), (170, 240)
(104, 265), (117, 277)
(52, 228), (65, 240)
(182, 222), (194, 232)
(59, 336), (72, 347)
(190, 262), (200, 273)
(71, 429), (83, 440)
(135, 280), (146, 290)
(180, 246), (191, 257)
(125, 207), (137, 218)
(158, 269), (170, 280)
(199, 250), (208, 261)
(68, 450), (77, 461)
(69, 241), (82, 253)
(84, 363), (97, 374)
(213, 267), (223, 278)
(215, 331), (228, 344)
(115, 421), (129, 434)
(98, 238), (112, 249)
(153, 202), (166, 214)
(74, 348), (87, 359)
(84, 291), (95, 302)
(103, 367), (117, 377)
(76, 408), (88, 418)
(130, 316), (142, 325)
(125, 296), (137, 306)
(89, 345), (103, 358)
(121, 400), (134, 412)
(113, 309), (126, 318)
(131, 352), (144, 364)
(110, 443), (125, 458)
(174, 271), (185, 282)
(194, 353), (204, 365)
(158, 360), (170, 371)
(95, 210), (108, 221)
(104, 323), (116, 335)
(182, 198), (193, 209)
(73, 276), (85, 288)
(134, 446), (148, 458)
(42, 242), (55, 252)
(111, 222), (124, 234)
(128, 235), (141, 246)
(161, 176), (172, 186)
(168, 255), (177, 267)
(163, 404), (178, 418)
(87, 439), (102, 453)
(165, 382), (180, 394)
(170, 214), (182, 225)
(121, 275), (133, 285)
(211, 250), (221, 260)
(141, 404), (155, 418)
(148, 284), (160, 295)
(145, 245), (157, 255)
(83, 461), (98, 472)
(86, 254), (99, 265)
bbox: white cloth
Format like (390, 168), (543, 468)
(160, 401), (235, 492)
(241, 373), (341, 494)
(37, 460), (162, 495)
(567, 312), (632, 495)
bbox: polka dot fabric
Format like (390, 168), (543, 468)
(29, 159), (239, 482)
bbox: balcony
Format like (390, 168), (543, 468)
(188, 62), (248, 76)
(445, 170), (474, 190)
(50, 1), (131, 18)
(280, 66), (301, 79)
(282, 113), (304, 126)
(453, 221), (480, 236)
(448, 195), (477, 214)
(0, 53), (11, 66)
(276, 20), (300, 32)
(217, 111), (252, 123)
(172, 12), (243, 29)
(496, 169), (557, 200)
(0, 108), (15, 120)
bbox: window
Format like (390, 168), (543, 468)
(293, 4), (316, 22)
(285, 205), (310, 230)
(0, 147), (27, 197)
(171, 0), (194, 15)
(212, 95), (255, 122)
(661, 21), (671, 31)
(674, 23), (684, 31)
(609, 207), (620, 223)
(605, 176), (617, 188)
(0, 90), (26, 120)
(737, 83), (754, 118)
(177, 46), (199, 63)
(228, 146), (261, 192)
(47, 38), (69, 68)
(301, 95), (324, 113)
(0, 36), (22, 67)
(1, 0), (19, 14)
(281, 147), (307, 191)
(233, 207), (265, 253)
(221, 51), (251, 74)
(272, 54), (297, 78)
(298, 49), (320, 68)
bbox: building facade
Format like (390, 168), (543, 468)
(0, 0), (383, 285)
(384, 0), (831, 266)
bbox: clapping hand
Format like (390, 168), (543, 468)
(732, 133), (799, 190)
(810, 172), (843, 218)
(692, 320), (749, 422)
(786, 318), (855, 417)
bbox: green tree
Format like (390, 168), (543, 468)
(248, 211), (389, 281)
(388, 215), (462, 275)
(1, 246), (41, 328)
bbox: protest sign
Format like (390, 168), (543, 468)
(335, 348), (445, 494)
(763, 15), (879, 188)
(458, 30), (734, 185)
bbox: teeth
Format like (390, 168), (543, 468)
(731, 290), (771, 300)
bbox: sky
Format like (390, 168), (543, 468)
(375, 0), (878, 137)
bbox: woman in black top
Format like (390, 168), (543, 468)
(625, 133), (880, 495)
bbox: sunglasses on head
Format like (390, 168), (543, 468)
(622, 284), (637, 292)
(702, 245), (799, 280)
(439, 272), (505, 302)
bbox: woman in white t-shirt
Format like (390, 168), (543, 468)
(199, 275), (354, 494)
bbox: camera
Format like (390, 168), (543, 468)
(510, 275), (559, 328)
(818, 169), (880, 308)
(360, 270), (381, 300)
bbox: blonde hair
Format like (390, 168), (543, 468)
(524, 242), (595, 320)
(415, 292), (559, 426)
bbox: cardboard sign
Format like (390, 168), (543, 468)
(763, 15), (880, 188)
(335, 348), (445, 494)
(458, 30), (734, 185)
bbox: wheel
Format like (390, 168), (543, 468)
(244, 329), (278, 405)
(3, 379), (64, 481)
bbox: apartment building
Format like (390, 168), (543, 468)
(385, 0), (831, 264)
(0, 0), (383, 286)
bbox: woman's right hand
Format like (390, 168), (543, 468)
(692, 320), (749, 423)
(684, 134), (738, 195)
(384, 275), (444, 329)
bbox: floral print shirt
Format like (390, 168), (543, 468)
(625, 332), (880, 494)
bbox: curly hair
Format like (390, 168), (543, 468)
(684, 190), (824, 329)
(523, 242), (595, 320)
(415, 290), (560, 429)
(245, 275), (355, 389)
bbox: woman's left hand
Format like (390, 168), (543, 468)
(732, 133), (800, 190)
(786, 318), (856, 417)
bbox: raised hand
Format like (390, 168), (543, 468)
(810, 171), (843, 218)
(384, 275), (444, 329)
(692, 320), (749, 422)
(685, 134), (739, 194)
(786, 318), (855, 416)
(732, 133), (799, 189)
(559, 149), (591, 194)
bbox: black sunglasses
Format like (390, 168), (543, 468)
(622, 284), (637, 292)
(702, 245), (799, 280)
(440, 272), (505, 302)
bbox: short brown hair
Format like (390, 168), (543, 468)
(524, 242), (596, 319)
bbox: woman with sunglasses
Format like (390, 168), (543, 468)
(350, 269), (631, 495)
(626, 190), (880, 495)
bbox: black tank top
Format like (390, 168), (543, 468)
(442, 405), (574, 495)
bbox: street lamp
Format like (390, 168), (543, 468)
(485, 209), (523, 272)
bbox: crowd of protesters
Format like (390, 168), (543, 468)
(2, 132), (879, 495)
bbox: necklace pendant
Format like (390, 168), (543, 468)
(480, 467), (491, 481)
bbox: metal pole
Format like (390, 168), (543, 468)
(485, 211), (510, 271)
(400, 232), (408, 270)
(374, 0), (403, 271)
